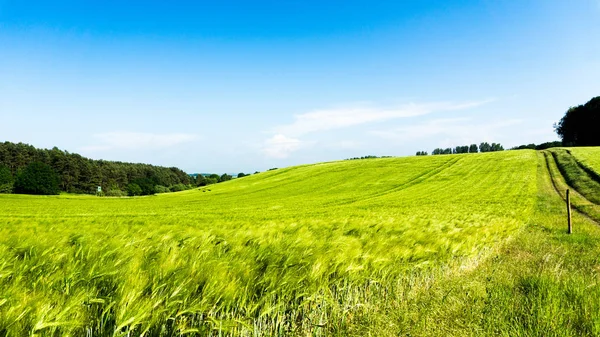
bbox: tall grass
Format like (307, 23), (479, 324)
(2, 149), (597, 336)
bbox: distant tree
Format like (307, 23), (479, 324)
(0, 165), (13, 193)
(169, 183), (189, 192)
(154, 185), (169, 193)
(479, 142), (491, 153)
(535, 141), (562, 150)
(126, 183), (142, 196)
(469, 144), (478, 153)
(454, 145), (469, 154)
(237, 172), (247, 178)
(205, 177), (218, 185)
(219, 173), (232, 182)
(132, 177), (156, 195)
(13, 162), (60, 195)
(490, 143), (504, 151)
(554, 96), (600, 146)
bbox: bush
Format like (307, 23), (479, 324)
(154, 185), (170, 194)
(14, 162), (60, 195)
(169, 183), (189, 192)
(126, 183), (143, 196)
(0, 183), (13, 194)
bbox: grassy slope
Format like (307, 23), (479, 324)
(548, 148), (600, 204)
(1, 149), (599, 335)
(570, 147), (600, 177)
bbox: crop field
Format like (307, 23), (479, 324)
(2, 149), (600, 336)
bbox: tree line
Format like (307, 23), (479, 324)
(0, 141), (242, 196)
(554, 96), (600, 146)
(418, 142), (505, 156)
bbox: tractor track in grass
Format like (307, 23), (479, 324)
(343, 155), (464, 206)
(542, 151), (600, 225)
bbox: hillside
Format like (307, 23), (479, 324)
(1, 149), (600, 336)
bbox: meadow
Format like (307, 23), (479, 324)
(1, 149), (599, 336)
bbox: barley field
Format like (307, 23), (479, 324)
(2, 149), (600, 336)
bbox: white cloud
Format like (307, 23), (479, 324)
(370, 118), (522, 145)
(81, 131), (198, 152)
(261, 134), (305, 159)
(261, 99), (493, 159)
(275, 100), (493, 137)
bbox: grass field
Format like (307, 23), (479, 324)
(1, 149), (600, 336)
(570, 147), (600, 177)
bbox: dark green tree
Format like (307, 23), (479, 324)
(0, 165), (13, 193)
(126, 183), (143, 196)
(13, 162), (60, 195)
(554, 96), (600, 146)
(469, 144), (478, 153)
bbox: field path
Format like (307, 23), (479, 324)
(542, 150), (600, 224)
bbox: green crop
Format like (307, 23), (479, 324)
(0, 149), (591, 336)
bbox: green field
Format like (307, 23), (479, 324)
(571, 147), (600, 176)
(1, 149), (600, 336)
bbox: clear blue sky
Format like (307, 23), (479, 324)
(1, 1), (599, 173)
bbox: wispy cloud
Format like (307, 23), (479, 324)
(262, 99), (493, 158)
(81, 131), (198, 152)
(370, 118), (522, 144)
(261, 134), (307, 159)
(274, 100), (493, 137)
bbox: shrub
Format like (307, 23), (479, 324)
(126, 183), (143, 196)
(13, 162), (60, 195)
(154, 185), (170, 194)
(169, 183), (189, 192)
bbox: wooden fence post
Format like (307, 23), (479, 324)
(567, 189), (572, 234)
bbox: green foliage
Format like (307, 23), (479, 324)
(13, 162), (60, 195)
(237, 172), (247, 178)
(511, 141), (562, 151)
(131, 177), (156, 196)
(555, 96), (600, 146)
(0, 165), (13, 193)
(219, 173), (232, 182)
(154, 185), (170, 193)
(168, 183), (189, 192)
(0, 141), (191, 194)
(126, 183), (143, 196)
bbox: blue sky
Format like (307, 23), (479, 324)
(1, 1), (599, 173)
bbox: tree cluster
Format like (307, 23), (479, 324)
(554, 96), (600, 146)
(431, 142), (504, 156)
(0, 141), (191, 195)
(511, 141), (562, 151)
(415, 151), (428, 156)
(345, 155), (392, 160)
(478, 142), (504, 152)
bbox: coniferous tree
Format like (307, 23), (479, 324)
(14, 162), (60, 195)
